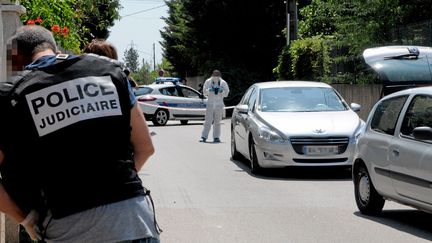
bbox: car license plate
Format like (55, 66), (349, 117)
(304, 145), (339, 155)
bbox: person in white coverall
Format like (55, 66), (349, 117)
(200, 70), (230, 143)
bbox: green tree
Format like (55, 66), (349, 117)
(133, 59), (153, 84)
(333, 0), (402, 54)
(275, 0), (432, 82)
(20, 0), (83, 53)
(160, 0), (194, 77)
(20, 0), (121, 53)
(123, 46), (140, 73)
(399, 0), (432, 23)
(78, 0), (121, 41)
(298, 0), (409, 54)
(161, 0), (287, 84)
(289, 36), (331, 81)
(298, 0), (337, 38)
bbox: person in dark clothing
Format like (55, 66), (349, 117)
(124, 68), (139, 88)
(0, 25), (161, 242)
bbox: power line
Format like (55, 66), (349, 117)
(121, 4), (166, 18)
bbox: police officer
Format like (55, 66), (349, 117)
(0, 25), (161, 242)
(200, 70), (230, 143)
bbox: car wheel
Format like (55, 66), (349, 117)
(152, 109), (169, 126)
(249, 139), (262, 174)
(180, 120), (188, 125)
(354, 164), (385, 215)
(231, 128), (242, 160)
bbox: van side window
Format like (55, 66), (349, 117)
(401, 95), (432, 137)
(371, 95), (408, 135)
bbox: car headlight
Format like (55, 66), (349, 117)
(258, 126), (285, 143)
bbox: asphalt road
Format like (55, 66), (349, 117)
(139, 119), (432, 243)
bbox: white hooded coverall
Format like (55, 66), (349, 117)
(201, 76), (230, 140)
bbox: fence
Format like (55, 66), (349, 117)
(327, 19), (432, 85)
(329, 20), (432, 119)
(389, 19), (432, 47)
(332, 84), (382, 121)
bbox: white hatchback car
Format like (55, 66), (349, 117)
(353, 87), (432, 215)
(136, 83), (207, 126)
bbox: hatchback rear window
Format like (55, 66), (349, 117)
(370, 57), (432, 83)
(134, 86), (153, 96)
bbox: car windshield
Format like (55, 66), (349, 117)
(259, 87), (347, 112)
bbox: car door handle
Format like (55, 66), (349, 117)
(392, 149), (400, 157)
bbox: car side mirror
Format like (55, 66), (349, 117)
(236, 104), (249, 114)
(350, 103), (361, 112)
(199, 94), (205, 99)
(412, 126), (432, 140)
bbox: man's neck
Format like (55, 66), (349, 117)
(32, 49), (56, 61)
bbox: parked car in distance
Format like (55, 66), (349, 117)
(231, 81), (364, 174)
(353, 86), (432, 215)
(136, 83), (207, 126)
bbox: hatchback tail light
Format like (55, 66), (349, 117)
(138, 95), (157, 102)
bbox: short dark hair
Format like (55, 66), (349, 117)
(9, 25), (57, 58)
(83, 39), (118, 60)
(123, 69), (130, 76)
(212, 70), (221, 76)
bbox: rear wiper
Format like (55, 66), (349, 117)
(384, 53), (419, 60)
(384, 46), (420, 60)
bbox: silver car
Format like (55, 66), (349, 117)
(353, 87), (432, 215)
(231, 81), (364, 174)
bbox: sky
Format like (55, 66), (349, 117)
(107, 0), (169, 69)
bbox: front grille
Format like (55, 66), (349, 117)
(290, 137), (349, 155)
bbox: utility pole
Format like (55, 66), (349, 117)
(285, 0), (298, 46)
(285, 0), (289, 46)
(153, 43), (156, 71)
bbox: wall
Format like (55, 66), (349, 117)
(1, 2), (25, 82)
(332, 83), (382, 121)
(1, 1), (26, 242)
(185, 75), (205, 91)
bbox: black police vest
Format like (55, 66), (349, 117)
(0, 54), (144, 219)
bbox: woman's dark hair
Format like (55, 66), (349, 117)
(83, 39), (118, 60)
